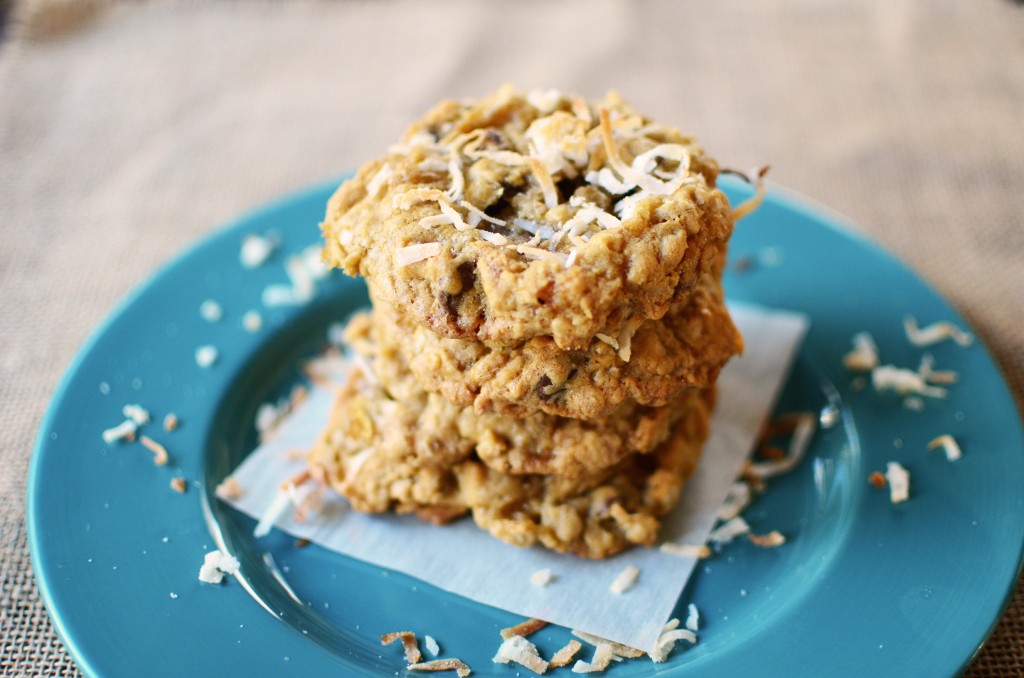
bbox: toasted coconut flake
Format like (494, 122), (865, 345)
(616, 322), (636, 362)
(102, 419), (137, 444)
(904, 316), (973, 348)
(843, 332), (879, 372)
(659, 542), (712, 559)
(745, 413), (817, 479)
(748, 530), (787, 548)
(530, 568), (554, 587)
(649, 627), (697, 663)
(424, 635), (440, 657)
(609, 565), (640, 594)
(516, 244), (566, 263)
(868, 471), (887, 489)
(716, 481), (752, 521)
(139, 435), (169, 466)
(493, 635), (548, 675)
(419, 215), (451, 229)
(408, 658), (471, 677)
(585, 168), (632, 195)
(366, 164), (392, 197)
(395, 242), (443, 267)
(395, 187), (449, 211)
(708, 516), (751, 545)
(478, 231), (507, 246)
(460, 200), (507, 227)
(917, 354), (959, 385)
(163, 413), (179, 431)
(685, 604), (700, 632)
(526, 156), (560, 210)
(253, 489), (292, 538)
(549, 640), (582, 668)
(872, 365), (947, 399)
(501, 618), (548, 640)
(885, 462), (910, 503)
(729, 166), (770, 221)
(170, 476), (187, 494)
(594, 333), (619, 350)
(215, 476), (243, 501)
(570, 631), (644, 659)
(438, 201), (473, 232)
(563, 248), (579, 268)
(381, 631), (422, 664)
(571, 643), (613, 673)
(928, 434), (963, 461)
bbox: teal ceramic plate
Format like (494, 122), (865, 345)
(29, 178), (1024, 677)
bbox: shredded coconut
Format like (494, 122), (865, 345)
(659, 543), (711, 559)
(928, 434), (963, 461)
(366, 164), (392, 197)
(917, 354), (959, 385)
(240, 233), (276, 268)
(594, 333), (619, 350)
(121, 404), (150, 425)
(139, 435), (169, 466)
(516, 244), (565, 263)
(745, 413), (817, 479)
(747, 530), (787, 548)
(872, 365), (947, 399)
(570, 631), (644, 659)
(529, 568), (554, 587)
(242, 310), (262, 332)
(609, 565), (639, 594)
(904, 316), (973, 348)
(199, 299), (223, 323)
(460, 200), (506, 227)
(685, 604), (700, 632)
(493, 635), (549, 675)
(885, 462), (910, 503)
(708, 516), (751, 544)
(253, 489), (292, 538)
(395, 242), (443, 267)
(102, 419), (137, 444)
(648, 625), (697, 663)
(572, 643), (614, 673)
(195, 345), (218, 368)
(423, 635), (440, 657)
(842, 332), (879, 372)
(716, 481), (752, 521)
(478, 230), (507, 246)
(197, 550), (240, 584)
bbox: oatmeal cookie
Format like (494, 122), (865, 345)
(322, 85), (734, 350)
(324, 312), (693, 479)
(309, 362), (714, 558)
(372, 268), (741, 420)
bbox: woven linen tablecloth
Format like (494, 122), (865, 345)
(1, 1), (1021, 675)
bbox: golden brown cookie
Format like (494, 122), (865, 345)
(371, 268), (741, 420)
(308, 360), (714, 558)
(321, 85), (734, 351)
(319, 313), (694, 479)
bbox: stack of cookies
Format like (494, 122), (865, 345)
(309, 86), (744, 558)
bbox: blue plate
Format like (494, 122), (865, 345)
(29, 177), (1024, 677)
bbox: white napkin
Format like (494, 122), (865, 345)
(222, 303), (808, 652)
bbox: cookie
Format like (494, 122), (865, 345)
(309, 360), (714, 558)
(372, 267), (741, 420)
(321, 85), (734, 351)
(323, 312), (693, 479)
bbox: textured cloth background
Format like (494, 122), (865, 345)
(1, 1), (1022, 675)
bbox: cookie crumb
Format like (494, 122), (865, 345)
(170, 477), (187, 494)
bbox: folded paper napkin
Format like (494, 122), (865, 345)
(221, 303), (808, 651)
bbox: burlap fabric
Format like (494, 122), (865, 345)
(1, 1), (1021, 675)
